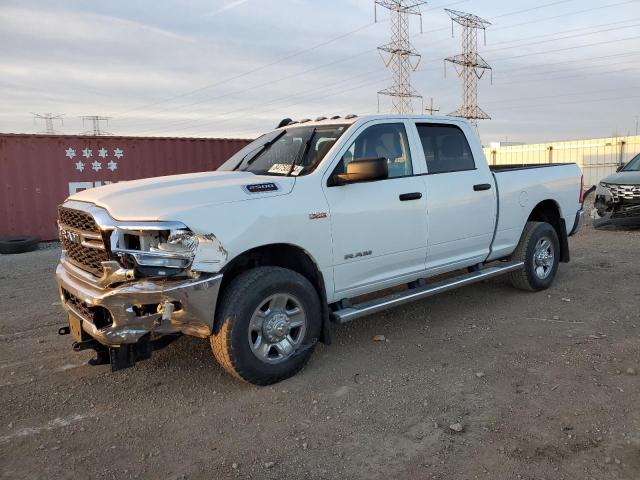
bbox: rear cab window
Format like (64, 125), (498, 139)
(416, 124), (475, 174)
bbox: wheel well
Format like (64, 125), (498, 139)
(527, 200), (570, 262)
(215, 244), (332, 343)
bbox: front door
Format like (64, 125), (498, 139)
(323, 121), (428, 297)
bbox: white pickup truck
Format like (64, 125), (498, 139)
(55, 114), (585, 384)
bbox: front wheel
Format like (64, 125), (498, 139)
(509, 221), (560, 291)
(210, 266), (321, 385)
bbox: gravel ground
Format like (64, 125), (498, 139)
(1, 221), (639, 480)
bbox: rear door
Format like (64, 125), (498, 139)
(322, 120), (428, 297)
(412, 122), (497, 273)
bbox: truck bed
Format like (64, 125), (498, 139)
(487, 162), (583, 262)
(490, 163), (575, 172)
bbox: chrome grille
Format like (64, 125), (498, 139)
(57, 206), (100, 233)
(612, 206), (640, 219)
(57, 206), (109, 277)
(609, 184), (640, 201)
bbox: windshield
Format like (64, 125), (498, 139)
(218, 125), (348, 176)
(622, 153), (640, 171)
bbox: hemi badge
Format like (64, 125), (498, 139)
(309, 212), (328, 220)
(245, 183), (278, 193)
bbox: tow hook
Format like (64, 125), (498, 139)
(59, 323), (183, 371)
(71, 338), (111, 366)
(155, 301), (175, 326)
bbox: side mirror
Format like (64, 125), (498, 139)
(334, 157), (388, 184)
(616, 164), (626, 172)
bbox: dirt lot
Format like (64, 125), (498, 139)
(1, 220), (639, 480)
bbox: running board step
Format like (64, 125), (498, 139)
(333, 261), (524, 324)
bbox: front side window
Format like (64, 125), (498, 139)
(218, 125), (347, 176)
(335, 123), (413, 179)
(416, 124), (475, 174)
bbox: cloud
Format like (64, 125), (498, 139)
(205, 0), (251, 17)
(1, 0), (639, 142)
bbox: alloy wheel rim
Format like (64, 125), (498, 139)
(248, 293), (307, 364)
(533, 237), (554, 279)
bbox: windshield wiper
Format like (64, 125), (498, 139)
(286, 128), (315, 176)
(232, 130), (286, 171)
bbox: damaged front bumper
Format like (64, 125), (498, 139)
(593, 184), (640, 228)
(56, 258), (223, 367)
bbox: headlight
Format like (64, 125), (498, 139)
(135, 230), (198, 268)
(599, 182), (610, 188)
(110, 226), (227, 276)
(111, 227), (196, 272)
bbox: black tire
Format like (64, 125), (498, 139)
(509, 221), (560, 292)
(0, 236), (39, 254)
(210, 266), (321, 385)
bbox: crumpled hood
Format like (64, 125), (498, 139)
(601, 170), (640, 185)
(69, 171), (295, 221)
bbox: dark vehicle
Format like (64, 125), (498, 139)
(593, 154), (640, 227)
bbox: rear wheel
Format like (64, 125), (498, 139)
(210, 266), (321, 385)
(509, 221), (560, 291)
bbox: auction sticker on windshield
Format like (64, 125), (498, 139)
(268, 164), (292, 175)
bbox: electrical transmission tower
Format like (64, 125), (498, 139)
(31, 113), (64, 134)
(375, 0), (426, 114)
(444, 9), (492, 125)
(81, 115), (112, 136)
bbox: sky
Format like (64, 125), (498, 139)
(1, 0), (639, 144)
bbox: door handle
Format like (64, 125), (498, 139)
(473, 183), (492, 191)
(399, 192), (422, 201)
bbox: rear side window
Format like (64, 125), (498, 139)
(416, 124), (475, 174)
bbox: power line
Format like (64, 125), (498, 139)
(142, 35), (640, 137)
(137, 68), (390, 136)
(486, 84), (638, 106)
(117, 48), (377, 128)
(111, 21), (383, 119)
(488, 34), (640, 62)
(160, 75), (388, 136)
(136, 3), (581, 133)
(499, 60), (639, 80)
(483, 22), (640, 55)
(153, 32), (640, 136)
(495, 65), (639, 86)
(494, 50), (640, 74)
(489, 17), (640, 47)
(116, 0), (582, 129)
(489, 0), (575, 19)
(494, 93), (640, 112)
(126, 1), (639, 135)
(134, 64), (389, 135)
(491, 0), (638, 32)
(112, 0), (468, 122)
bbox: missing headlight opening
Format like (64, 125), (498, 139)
(110, 228), (226, 275)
